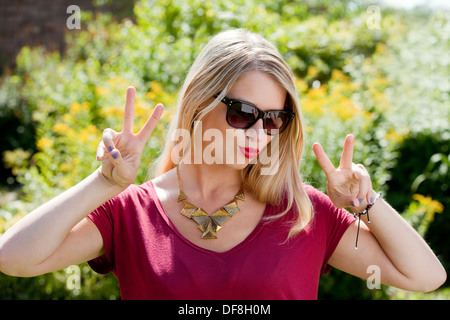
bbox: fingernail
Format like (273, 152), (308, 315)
(370, 197), (374, 204)
(108, 146), (113, 152)
(359, 198), (363, 204)
(350, 201), (355, 206)
(112, 151), (119, 159)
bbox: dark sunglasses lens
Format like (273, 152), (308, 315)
(227, 102), (258, 129)
(265, 111), (291, 135)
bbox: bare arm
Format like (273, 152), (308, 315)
(313, 134), (446, 292)
(329, 197), (446, 292)
(0, 87), (164, 277)
(0, 169), (124, 276)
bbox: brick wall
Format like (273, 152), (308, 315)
(0, 0), (134, 73)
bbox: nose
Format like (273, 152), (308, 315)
(245, 119), (266, 140)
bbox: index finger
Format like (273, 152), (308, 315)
(122, 86), (136, 133)
(312, 142), (336, 176)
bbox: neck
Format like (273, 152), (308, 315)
(177, 161), (243, 200)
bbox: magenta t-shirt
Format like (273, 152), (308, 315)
(87, 181), (355, 300)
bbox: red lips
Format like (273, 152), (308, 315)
(239, 146), (259, 159)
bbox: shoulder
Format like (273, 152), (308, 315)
(266, 184), (332, 219)
(104, 180), (159, 210)
(302, 184), (353, 226)
(303, 184), (336, 211)
(117, 182), (151, 199)
(114, 167), (177, 202)
(150, 167), (179, 203)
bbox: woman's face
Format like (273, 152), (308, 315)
(200, 70), (287, 170)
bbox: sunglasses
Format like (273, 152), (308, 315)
(216, 95), (295, 136)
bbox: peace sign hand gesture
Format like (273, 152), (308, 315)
(312, 134), (376, 211)
(96, 87), (164, 189)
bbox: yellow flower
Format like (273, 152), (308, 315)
(95, 87), (108, 95)
(150, 81), (163, 96)
(412, 194), (444, 214)
(60, 162), (72, 172)
(295, 77), (308, 93)
(307, 85), (327, 99)
(53, 123), (70, 133)
(86, 124), (99, 135)
(37, 137), (53, 150)
(385, 127), (406, 144)
(69, 102), (90, 114)
(301, 99), (323, 116)
(375, 43), (388, 55)
(108, 76), (128, 86)
(306, 65), (319, 79)
(101, 106), (124, 118)
(59, 176), (72, 189)
(330, 69), (348, 82)
(330, 98), (360, 121)
(70, 102), (82, 114)
(146, 81), (164, 101)
(412, 194), (444, 224)
(78, 129), (90, 142)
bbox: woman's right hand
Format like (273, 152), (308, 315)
(96, 86), (164, 189)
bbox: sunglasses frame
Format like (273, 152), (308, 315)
(217, 95), (295, 136)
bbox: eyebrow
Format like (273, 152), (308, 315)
(229, 96), (285, 111)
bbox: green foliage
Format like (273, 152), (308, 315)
(0, 0), (448, 299)
(0, 263), (119, 300)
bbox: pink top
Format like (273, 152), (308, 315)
(88, 181), (355, 300)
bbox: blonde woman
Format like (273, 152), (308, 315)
(0, 29), (445, 299)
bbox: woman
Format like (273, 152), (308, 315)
(0, 29), (445, 299)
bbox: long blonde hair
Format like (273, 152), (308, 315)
(154, 29), (313, 239)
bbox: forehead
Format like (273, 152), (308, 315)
(227, 71), (286, 111)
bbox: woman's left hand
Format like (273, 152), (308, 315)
(312, 134), (377, 211)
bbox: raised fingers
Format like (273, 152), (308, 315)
(312, 142), (336, 177)
(122, 86), (136, 133)
(339, 134), (354, 170)
(137, 103), (164, 143)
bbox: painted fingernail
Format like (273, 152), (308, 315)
(350, 201), (355, 206)
(359, 198), (363, 204)
(108, 146), (113, 152)
(370, 197), (374, 204)
(112, 151), (119, 159)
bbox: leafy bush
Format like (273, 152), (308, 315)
(0, 0), (448, 299)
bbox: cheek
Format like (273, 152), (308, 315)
(258, 135), (272, 150)
(200, 108), (231, 157)
(201, 106), (227, 132)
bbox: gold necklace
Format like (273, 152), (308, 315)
(176, 165), (245, 239)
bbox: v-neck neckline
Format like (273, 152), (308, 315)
(148, 180), (271, 257)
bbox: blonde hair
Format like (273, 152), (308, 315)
(153, 29), (313, 239)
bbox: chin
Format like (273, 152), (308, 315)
(224, 152), (258, 171)
(226, 161), (251, 171)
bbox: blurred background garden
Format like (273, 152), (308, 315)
(0, 0), (448, 299)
